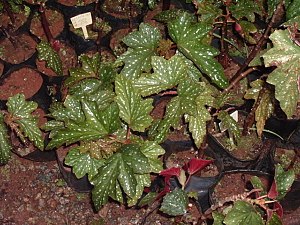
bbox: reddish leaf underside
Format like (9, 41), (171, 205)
(183, 158), (214, 175)
(267, 179), (278, 199)
(160, 167), (181, 177)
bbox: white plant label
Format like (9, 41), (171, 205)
(70, 12), (92, 39)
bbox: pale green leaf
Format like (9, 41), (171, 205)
(133, 55), (186, 96)
(263, 30), (300, 118)
(250, 176), (267, 196)
(224, 200), (264, 225)
(186, 106), (211, 148)
(244, 80), (274, 136)
(168, 12), (228, 88)
(115, 74), (153, 132)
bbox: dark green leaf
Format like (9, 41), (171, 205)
(37, 41), (62, 76)
(91, 154), (120, 210)
(250, 176), (267, 196)
(64, 147), (105, 180)
(66, 54), (116, 88)
(117, 23), (161, 79)
(274, 164), (295, 200)
(168, 12), (228, 88)
(0, 112), (11, 164)
(140, 141), (165, 172)
(7, 94), (44, 150)
(154, 9), (189, 23)
(47, 98), (119, 149)
(212, 212), (225, 225)
(267, 213), (282, 225)
(229, 0), (262, 22)
(160, 188), (188, 216)
(121, 144), (151, 174)
(151, 96), (182, 143)
(138, 192), (157, 207)
(224, 200), (264, 225)
(218, 110), (241, 143)
(286, 0), (300, 20)
(115, 74), (153, 132)
(196, 0), (223, 24)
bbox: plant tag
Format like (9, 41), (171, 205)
(70, 12), (92, 39)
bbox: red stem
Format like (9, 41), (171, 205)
(39, 4), (54, 43)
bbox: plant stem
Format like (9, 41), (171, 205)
(39, 4), (54, 43)
(212, 33), (241, 52)
(229, 0), (284, 84)
(126, 126), (131, 140)
(223, 67), (257, 93)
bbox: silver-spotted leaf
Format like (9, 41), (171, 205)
(267, 213), (282, 225)
(212, 212), (225, 225)
(7, 94), (44, 150)
(250, 176), (267, 196)
(47, 99), (120, 149)
(185, 106), (211, 148)
(224, 200), (264, 225)
(160, 188), (188, 216)
(121, 144), (151, 174)
(133, 55), (186, 96)
(91, 154), (120, 210)
(273, 164), (295, 200)
(117, 23), (161, 79)
(218, 110), (241, 143)
(115, 74), (153, 132)
(229, 0), (262, 22)
(150, 96), (182, 143)
(286, 0), (300, 20)
(37, 41), (62, 76)
(196, 0), (223, 24)
(127, 174), (151, 206)
(140, 141), (165, 172)
(263, 30), (300, 118)
(66, 54), (115, 88)
(64, 147), (105, 180)
(0, 112), (11, 164)
(168, 12), (228, 89)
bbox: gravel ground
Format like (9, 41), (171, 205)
(0, 153), (199, 225)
